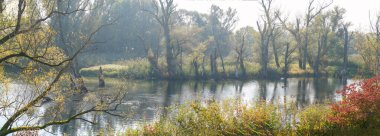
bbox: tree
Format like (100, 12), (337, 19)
(283, 42), (297, 77)
(277, 12), (303, 69)
(0, 1), (123, 135)
(257, 0), (276, 78)
(272, 11), (300, 77)
(309, 6), (346, 77)
(143, 0), (178, 79)
(341, 23), (350, 83)
(302, 0), (332, 69)
(88, 0), (155, 63)
(354, 11), (380, 76)
(51, 0), (110, 78)
(136, 12), (162, 78)
(277, 0), (334, 73)
(234, 27), (251, 78)
(271, 27), (281, 68)
(355, 32), (377, 75)
(312, 13), (330, 77)
(172, 9), (209, 79)
(369, 11), (380, 75)
(50, 0), (114, 95)
(208, 5), (238, 78)
(189, 42), (207, 79)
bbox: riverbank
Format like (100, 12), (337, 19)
(124, 99), (380, 136)
(111, 77), (380, 136)
(8, 76), (365, 135)
(120, 76), (379, 136)
(79, 59), (368, 80)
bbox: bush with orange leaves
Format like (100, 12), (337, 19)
(329, 76), (380, 128)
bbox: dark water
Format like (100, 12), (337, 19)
(15, 78), (358, 135)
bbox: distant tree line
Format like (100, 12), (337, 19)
(53, 0), (380, 79)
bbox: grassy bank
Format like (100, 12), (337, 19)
(122, 76), (380, 136)
(80, 57), (368, 80)
(80, 58), (151, 79)
(123, 100), (379, 136)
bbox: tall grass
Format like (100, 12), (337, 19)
(80, 57), (275, 79)
(80, 55), (366, 79)
(80, 58), (151, 78)
(123, 99), (379, 136)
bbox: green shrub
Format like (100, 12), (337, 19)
(295, 105), (332, 135)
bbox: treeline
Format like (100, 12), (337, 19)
(53, 0), (380, 79)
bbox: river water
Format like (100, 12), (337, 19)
(1, 78), (358, 135)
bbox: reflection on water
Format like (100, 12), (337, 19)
(38, 78), (356, 135)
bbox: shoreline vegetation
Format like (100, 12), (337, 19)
(79, 58), (367, 80)
(122, 76), (380, 136)
(2, 0), (380, 135)
(123, 100), (379, 136)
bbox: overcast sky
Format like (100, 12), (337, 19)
(175, 0), (380, 32)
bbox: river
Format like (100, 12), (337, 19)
(1, 78), (358, 135)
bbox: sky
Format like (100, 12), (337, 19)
(175, 0), (380, 32)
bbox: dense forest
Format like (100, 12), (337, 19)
(1, 0), (380, 135)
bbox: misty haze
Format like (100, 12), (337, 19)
(0, 0), (380, 135)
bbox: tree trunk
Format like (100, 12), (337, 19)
(210, 49), (218, 79)
(164, 25), (177, 79)
(148, 56), (160, 78)
(0, 0), (4, 13)
(261, 41), (269, 78)
(216, 43), (226, 76)
(314, 38), (322, 77)
(298, 43), (303, 69)
(303, 31), (309, 70)
(98, 67), (105, 88)
(239, 56), (246, 77)
(261, 53), (268, 78)
(235, 60), (239, 79)
(284, 43), (290, 77)
(201, 56), (206, 79)
(193, 59), (199, 79)
(238, 40), (246, 78)
(219, 53), (226, 76)
(343, 26), (349, 71)
(272, 36), (280, 68)
(179, 46), (183, 76)
(342, 26), (349, 84)
(210, 54), (214, 78)
(314, 31), (327, 77)
(138, 34), (161, 78)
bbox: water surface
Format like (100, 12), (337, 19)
(2, 78), (358, 135)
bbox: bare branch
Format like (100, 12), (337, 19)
(0, 1), (88, 46)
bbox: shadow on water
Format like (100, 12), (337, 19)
(38, 78), (357, 135)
